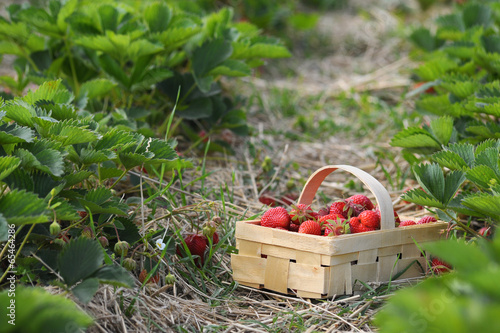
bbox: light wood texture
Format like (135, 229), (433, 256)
(264, 256), (289, 294)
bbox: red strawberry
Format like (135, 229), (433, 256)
(260, 207), (291, 229)
(177, 234), (208, 267)
(298, 220), (322, 235)
(399, 220), (416, 227)
(316, 206), (330, 217)
(479, 227), (491, 237)
(346, 194), (374, 211)
(212, 232), (219, 245)
(78, 211), (88, 219)
(431, 258), (452, 274)
(358, 210), (380, 229)
(139, 269), (160, 284)
(324, 219), (350, 236)
(318, 213), (345, 225)
(289, 204), (315, 225)
(289, 223), (299, 232)
(349, 217), (377, 234)
(198, 130), (209, 143)
(330, 201), (349, 218)
(417, 216), (437, 224)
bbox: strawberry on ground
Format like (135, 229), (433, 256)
(479, 227), (491, 237)
(139, 269), (160, 284)
(260, 207), (291, 229)
(399, 220), (416, 227)
(349, 217), (377, 234)
(176, 233), (208, 267)
(358, 210), (381, 229)
(259, 192), (276, 207)
(298, 220), (322, 235)
(418, 216), (437, 224)
(431, 258), (452, 274)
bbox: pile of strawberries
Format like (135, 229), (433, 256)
(259, 194), (437, 236)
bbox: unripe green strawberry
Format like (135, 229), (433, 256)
(81, 226), (94, 239)
(123, 258), (137, 271)
(165, 273), (176, 285)
(53, 238), (66, 247)
(114, 240), (130, 256)
(98, 236), (109, 247)
(49, 221), (61, 236)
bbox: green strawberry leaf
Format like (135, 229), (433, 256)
(0, 189), (49, 225)
(0, 156), (21, 181)
(58, 237), (103, 287)
(461, 192), (500, 220)
(71, 278), (99, 304)
(90, 265), (134, 288)
(144, 2), (171, 33)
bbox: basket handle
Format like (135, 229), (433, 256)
(298, 165), (395, 230)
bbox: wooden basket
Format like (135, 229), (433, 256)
(231, 165), (446, 298)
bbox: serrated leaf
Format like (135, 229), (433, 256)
(400, 188), (445, 209)
(156, 26), (202, 52)
(98, 167), (123, 181)
(409, 27), (443, 52)
(63, 170), (94, 188)
(0, 189), (49, 225)
(430, 116), (453, 145)
(443, 170), (466, 204)
(432, 150), (469, 170)
(466, 165), (500, 189)
(127, 39), (164, 61)
(447, 142), (475, 167)
(78, 78), (117, 100)
(36, 100), (78, 121)
(147, 138), (179, 163)
(0, 156), (21, 181)
(413, 163), (446, 203)
(36, 119), (100, 145)
(15, 147), (65, 177)
(119, 151), (154, 170)
(424, 239), (490, 273)
(84, 187), (113, 205)
(4, 100), (37, 127)
(93, 129), (137, 151)
(23, 80), (73, 105)
(58, 237), (103, 286)
(475, 147), (500, 173)
(79, 148), (116, 165)
(462, 193), (500, 220)
(71, 278), (99, 304)
(462, 3), (492, 29)
(98, 4), (118, 32)
(91, 265), (134, 288)
(131, 67), (173, 91)
(0, 122), (35, 144)
(390, 127), (441, 149)
(98, 54), (129, 87)
(3, 168), (34, 192)
(414, 57), (457, 82)
(0, 213), (8, 242)
(192, 38), (233, 77)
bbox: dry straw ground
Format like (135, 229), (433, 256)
(1, 0), (449, 332)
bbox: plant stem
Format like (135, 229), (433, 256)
(64, 37), (80, 96)
(110, 169), (130, 189)
(443, 210), (482, 238)
(0, 223), (36, 283)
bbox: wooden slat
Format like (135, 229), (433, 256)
(238, 282), (263, 289)
(378, 254), (399, 282)
(378, 245), (403, 256)
(231, 254), (266, 284)
(351, 263), (377, 286)
(262, 244), (297, 260)
(288, 263), (328, 294)
(264, 256), (290, 294)
(322, 252), (358, 266)
(402, 243), (423, 259)
(358, 249), (378, 264)
(237, 239), (262, 257)
(297, 290), (324, 299)
(296, 251), (322, 266)
(328, 263), (350, 296)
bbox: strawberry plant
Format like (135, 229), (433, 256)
(0, 80), (183, 301)
(0, 0), (290, 147)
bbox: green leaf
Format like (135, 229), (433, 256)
(119, 151), (154, 170)
(0, 122), (35, 144)
(127, 39), (164, 60)
(0, 189), (49, 225)
(98, 4), (118, 32)
(390, 127), (441, 150)
(424, 239), (490, 273)
(208, 59), (251, 77)
(475, 147), (500, 173)
(4, 100), (37, 127)
(0, 287), (93, 333)
(409, 27), (443, 52)
(147, 138), (179, 163)
(57, 0), (77, 32)
(23, 80), (73, 105)
(461, 192), (500, 220)
(192, 38), (233, 77)
(443, 170), (466, 204)
(413, 163), (445, 203)
(0, 156), (21, 181)
(144, 2), (171, 33)
(91, 265), (134, 288)
(432, 150), (469, 170)
(98, 167), (123, 181)
(98, 54), (129, 87)
(36, 100), (78, 121)
(156, 26), (202, 51)
(401, 188), (445, 209)
(131, 67), (173, 91)
(178, 98), (213, 120)
(466, 165), (500, 190)
(78, 78), (117, 100)
(36, 119), (100, 145)
(58, 237), (104, 286)
(79, 148), (116, 165)
(63, 170), (94, 188)
(414, 57), (458, 82)
(430, 116), (453, 145)
(462, 3), (492, 29)
(71, 278), (99, 304)
(0, 213), (8, 242)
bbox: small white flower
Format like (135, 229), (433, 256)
(156, 239), (165, 251)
